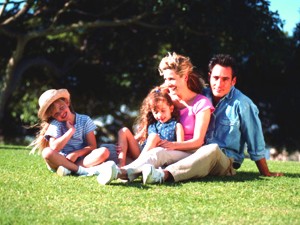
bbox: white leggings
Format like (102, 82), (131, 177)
(123, 147), (194, 173)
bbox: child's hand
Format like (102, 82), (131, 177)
(168, 93), (180, 102)
(66, 120), (74, 129)
(116, 144), (122, 155)
(66, 121), (75, 134)
(169, 94), (188, 107)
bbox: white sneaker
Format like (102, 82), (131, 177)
(142, 164), (164, 184)
(97, 161), (120, 185)
(126, 168), (140, 182)
(57, 166), (72, 176)
(86, 164), (105, 176)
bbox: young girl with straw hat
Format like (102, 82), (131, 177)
(30, 88), (115, 176)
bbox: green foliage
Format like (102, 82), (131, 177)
(13, 92), (37, 124)
(0, 146), (299, 225)
(0, 0), (300, 151)
(46, 31), (82, 45)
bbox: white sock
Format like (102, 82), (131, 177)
(85, 164), (107, 176)
(76, 166), (88, 176)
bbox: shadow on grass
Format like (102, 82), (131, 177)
(101, 172), (263, 189)
(107, 178), (152, 189)
(172, 171), (300, 185)
(279, 172), (300, 178)
(107, 171), (300, 189)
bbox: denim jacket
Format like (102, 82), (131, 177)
(203, 86), (266, 167)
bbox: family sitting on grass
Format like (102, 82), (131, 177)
(30, 53), (283, 184)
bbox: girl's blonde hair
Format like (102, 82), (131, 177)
(133, 85), (180, 145)
(158, 52), (205, 93)
(29, 98), (73, 154)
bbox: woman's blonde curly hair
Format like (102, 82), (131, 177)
(158, 52), (205, 93)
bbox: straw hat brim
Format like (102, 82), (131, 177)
(38, 89), (70, 120)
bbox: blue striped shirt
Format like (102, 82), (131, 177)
(45, 113), (96, 155)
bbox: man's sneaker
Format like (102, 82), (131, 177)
(57, 166), (72, 176)
(142, 164), (164, 184)
(97, 161), (120, 185)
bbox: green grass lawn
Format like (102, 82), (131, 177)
(0, 145), (299, 225)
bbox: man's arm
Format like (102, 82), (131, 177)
(255, 158), (284, 177)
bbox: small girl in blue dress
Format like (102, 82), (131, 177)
(117, 86), (184, 167)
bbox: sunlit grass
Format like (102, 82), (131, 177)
(0, 146), (299, 225)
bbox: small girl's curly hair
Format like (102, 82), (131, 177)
(133, 85), (180, 145)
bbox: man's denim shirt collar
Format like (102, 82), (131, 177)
(203, 86), (236, 107)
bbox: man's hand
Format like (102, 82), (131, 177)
(255, 158), (284, 177)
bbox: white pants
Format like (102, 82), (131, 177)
(165, 143), (236, 182)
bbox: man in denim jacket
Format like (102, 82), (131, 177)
(143, 54), (283, 184)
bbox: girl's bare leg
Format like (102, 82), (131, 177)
(42, 147), (79, 172)
(79, 147), (110, 167)
(117, 127), (141, 167)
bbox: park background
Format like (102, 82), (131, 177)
(0, 0), (300, 157)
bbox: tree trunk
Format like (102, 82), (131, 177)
(0, 37), (28, 129)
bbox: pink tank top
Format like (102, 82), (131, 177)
(180, 94), (214, 141)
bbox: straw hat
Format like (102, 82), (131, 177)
(38, 89), (70, 120)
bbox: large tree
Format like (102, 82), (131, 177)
(0, 0), (159, 126)
(0, 0), (298, 151)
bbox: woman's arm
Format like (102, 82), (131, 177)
(159, 108), (211, 151)
(176, 123), (184, 142)
(142, 133), (161, 152)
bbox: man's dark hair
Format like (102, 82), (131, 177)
(208, 54), (238, 78)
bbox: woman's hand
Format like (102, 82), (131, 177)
(158, 139), (175, 150)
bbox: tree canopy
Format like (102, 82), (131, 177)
(0, 0), (299, 152)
